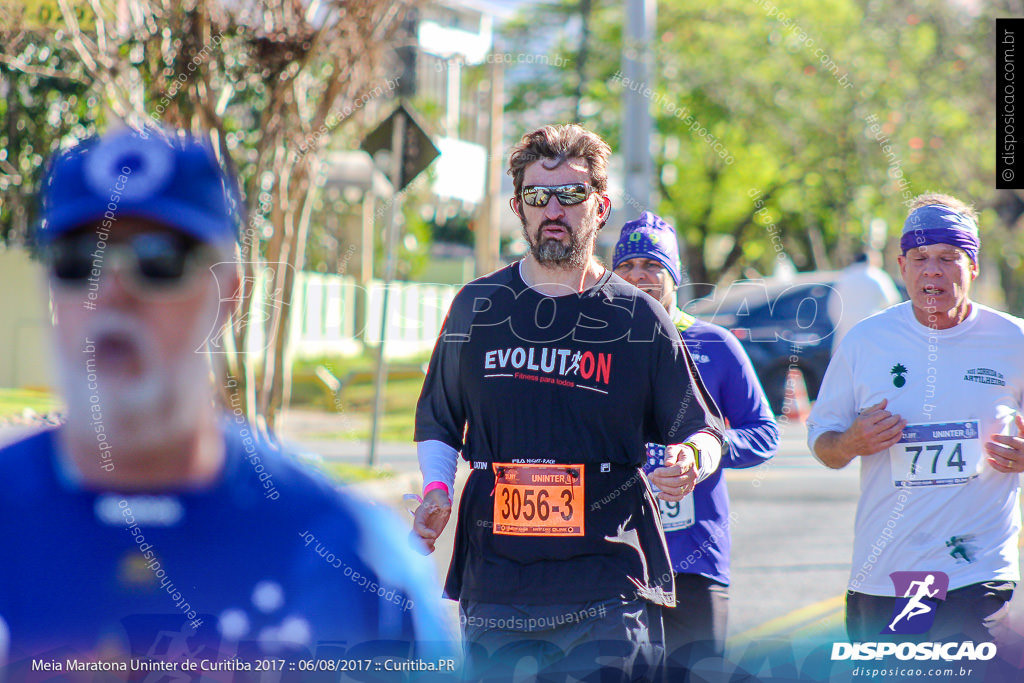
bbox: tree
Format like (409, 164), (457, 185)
(499, 0), (1023, 313)
(0, 2), (98, 246)
(2, 0), (416, 430)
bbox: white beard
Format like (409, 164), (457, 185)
(54, 295), (219, 464)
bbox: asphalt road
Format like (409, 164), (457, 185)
(724, 419), (858, 640)
(6, 411), (1022, 678)
(282, 416), (856, 642)
(287, 415), (1024, 678)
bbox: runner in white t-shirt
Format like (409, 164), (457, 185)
(807, 193), (1024, 645)
(827, 249), (901, 353)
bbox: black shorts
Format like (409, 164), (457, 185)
(846, 580), (1016, 643)
(459, 597), (664, 681)
(663, 574), (729, 681)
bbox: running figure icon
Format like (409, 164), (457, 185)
(888, 574), (939, 631)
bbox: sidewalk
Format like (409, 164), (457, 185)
(277, 407), (417, 464)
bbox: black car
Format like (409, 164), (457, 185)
(683, 273), (841, 416)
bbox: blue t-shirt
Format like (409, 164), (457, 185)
(0, 421), (454, 671)
(642, 310), (779, 585)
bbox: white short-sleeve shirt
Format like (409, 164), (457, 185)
(808, 302), (1024, 596)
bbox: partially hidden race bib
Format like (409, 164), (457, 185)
(657, 493), (695, 532)
(645, 443), (696, 531)
(493, 463), (584, 536)
(891, 420), (982, 487)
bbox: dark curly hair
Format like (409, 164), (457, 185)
(507, 124), (611, 198)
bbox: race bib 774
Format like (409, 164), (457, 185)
(891, 420), (982, 488)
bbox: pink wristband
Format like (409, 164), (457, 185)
(423, 481), (450, 499)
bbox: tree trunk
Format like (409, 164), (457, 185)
(39, 0), (416, 436)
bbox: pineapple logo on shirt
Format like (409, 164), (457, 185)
(890, 363), (908, 388)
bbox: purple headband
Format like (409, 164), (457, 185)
(900, 204), (979, 263)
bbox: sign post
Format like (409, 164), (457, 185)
(360, 103), (439, 466)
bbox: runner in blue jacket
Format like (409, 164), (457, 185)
(613, 211), (779, 674)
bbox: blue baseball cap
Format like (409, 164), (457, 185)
(36, 127), (240, 246)
(612, 211), (683, 284)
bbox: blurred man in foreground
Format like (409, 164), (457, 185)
(0, 128), (452, 674)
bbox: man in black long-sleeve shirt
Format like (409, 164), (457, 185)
(412, 124), (724, 680)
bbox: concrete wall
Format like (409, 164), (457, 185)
(0, 249), (53, 389)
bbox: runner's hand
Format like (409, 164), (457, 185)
(986, 413), (1024, 474)
(411, 488), (451, 555)
(650, 444), (697, 502)
(842, 399), (906, 457)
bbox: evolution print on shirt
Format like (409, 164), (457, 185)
(482, 345), (613, 393)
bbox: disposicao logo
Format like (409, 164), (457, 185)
(884, 570), (948, 635)
(831, 571), (997, 663)
(831, 641), (996, 662)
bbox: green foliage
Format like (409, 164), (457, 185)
(0, 387), (60, 418)
(319, 462), (396, 483)
(290, 352), (428, 442)
(499, 0), (1020, 311)
(429, 212), (473, 246)
(0, 26), (100, 246)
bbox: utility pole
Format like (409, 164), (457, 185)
(368, 110), (406, 467)
(477, 57), (504, 276)
(622, 0), (656, 213)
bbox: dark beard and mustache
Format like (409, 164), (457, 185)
(521, 213), (599, 270)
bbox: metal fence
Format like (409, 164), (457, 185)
(243, 269), (460, 359)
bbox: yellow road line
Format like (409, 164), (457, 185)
(788, 610), (845, 642)
(730, 594), (845, 650)
(1019, 491), (1024, 547)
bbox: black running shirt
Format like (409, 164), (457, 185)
(415, 263), (723, 606)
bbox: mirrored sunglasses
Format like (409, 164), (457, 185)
(520, 183), (595, 207)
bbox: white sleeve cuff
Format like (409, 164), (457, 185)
(417, 440), (458, 497)
(683, 429), (723, 483)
